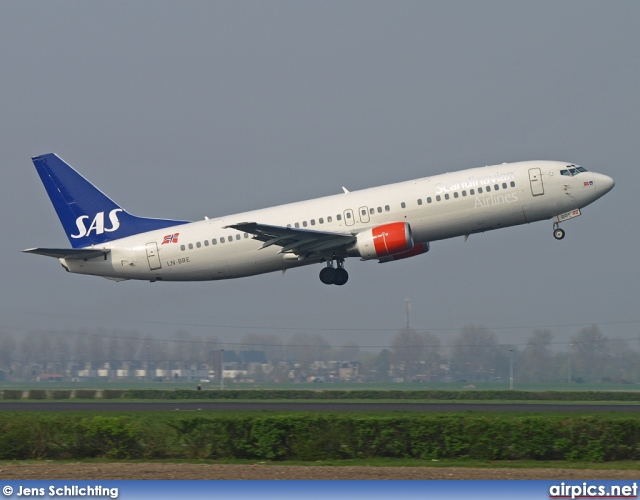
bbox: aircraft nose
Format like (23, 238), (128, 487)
(594, 173), (615, 195)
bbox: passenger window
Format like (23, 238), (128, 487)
(436, 195), (441, 202)
(319, 218), (324, 224)
(502, 183), (507, 189)
(204, 240), (209, 247)
(236, 234), (241, 240)
(295, 222), (300, 228)
(180, 245), (185, 251)
(220, 237), (225, 243)
(228, 235), (233, 241)
(453, 192), (459, 198)
(244, 233), (249, 238)
(196, 242), (201, 248)
(470, 189), (475, 195)
(327, 216), (332, 222)
(494, 184), (499, 190)
(486, 186), (491, 192)
(303, 221), (308, 227)
(287, 224), (291, 228)
(212, 239), (217, 245)
(427, 197), (432, 203)
(444, 193), (450, 200)
(478, 187), (483, 194)
(417, 199), (422, 205)
(377, 207), (382, 213)
(462, 190), (467, 196)
(337, 214), (342, 221)
(385, 205), (390, 212)
(346, 212), (351, 219)
(401, 202), (406, 208)
(510, 181), (515, 187)
(311, 219), (315, 225)
(188, 243), (193, 249)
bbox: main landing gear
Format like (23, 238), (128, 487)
(553, 223), (565, 240)
(319, 258), (349, 286)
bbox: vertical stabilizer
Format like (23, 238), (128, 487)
(32, 154), (189, 248)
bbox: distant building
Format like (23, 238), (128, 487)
(37, 373), (63, 382)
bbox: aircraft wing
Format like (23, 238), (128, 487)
(225, 222), (355, 259)
(23, 248), (110, 260)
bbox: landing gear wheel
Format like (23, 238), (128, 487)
(333, 268), (349, 286)
(319, 258), (349, 285)
(553, 228), (565, 240)
(319, 267), (336, 285)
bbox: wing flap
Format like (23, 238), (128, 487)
(225, 222), (355, 257)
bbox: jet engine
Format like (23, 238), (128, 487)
(348, 222), (418, 261)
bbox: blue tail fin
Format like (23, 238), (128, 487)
(32, 154), (189, 248)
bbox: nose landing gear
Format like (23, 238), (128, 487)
(553, 223), (565, 240)
(319, 259), (349, 285)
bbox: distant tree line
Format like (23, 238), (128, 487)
(0, 324), (638, 384)
(366, 325), (640, 385)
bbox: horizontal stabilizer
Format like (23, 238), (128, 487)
(23, 247), (110, 260)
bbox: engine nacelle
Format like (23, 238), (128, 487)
(378, 242), (429, 263)
(348, 222), (415, 261)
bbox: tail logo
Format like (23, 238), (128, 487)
(71, 209), (124, 239)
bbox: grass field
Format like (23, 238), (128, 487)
(2, 380), (639, 391)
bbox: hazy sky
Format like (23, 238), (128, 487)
(1, 1), (638, 352)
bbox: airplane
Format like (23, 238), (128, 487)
(24, 154), (614, 285)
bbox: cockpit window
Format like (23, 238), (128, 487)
(560, 165), (588, 177)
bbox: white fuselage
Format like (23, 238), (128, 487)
(59, 160), (612, 282)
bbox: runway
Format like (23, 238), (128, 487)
(1, 401), (639, 412)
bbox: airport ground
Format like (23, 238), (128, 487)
(1, 388), (638, 480)
(1, 462), (639, 480)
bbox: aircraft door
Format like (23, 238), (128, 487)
(344, 209), (355, 226)
(358, 206), (370, 223)
(528, 168), (545, 196)
(145, 242), (162, 271)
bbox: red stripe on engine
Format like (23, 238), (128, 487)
(372, 222), (412, 257)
